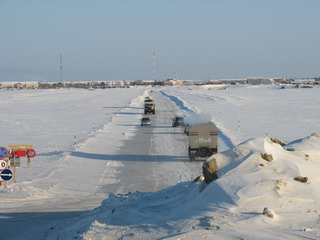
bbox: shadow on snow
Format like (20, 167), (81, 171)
(70, 151), (190, 162)
(103, 106), (144, 110)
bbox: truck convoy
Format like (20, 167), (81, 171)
(188, 123), (218, 160)
(142, 95), (218, 161)
(144, 97), (155, 114)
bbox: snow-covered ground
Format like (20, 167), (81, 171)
(1, 85), (320, 239)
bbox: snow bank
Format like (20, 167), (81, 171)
(200, 84), (230, 90)
(204, 135), (320, 210)
(82, 134), (320, 239)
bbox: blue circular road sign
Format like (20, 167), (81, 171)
(0, 147), (9, 158)
(0, 169), (13, 181)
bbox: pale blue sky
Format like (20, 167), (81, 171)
(0, 0), (319, 82)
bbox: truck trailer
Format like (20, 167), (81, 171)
(188, 123), (218, 160)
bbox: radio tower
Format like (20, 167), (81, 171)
(153, 51), (156, 81)
(60, 54), (63, 82)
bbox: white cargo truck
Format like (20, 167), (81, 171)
(188, 123), (218, 160)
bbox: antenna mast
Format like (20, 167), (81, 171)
(60, 54), (63, 82)
(153, 51), (156, 81)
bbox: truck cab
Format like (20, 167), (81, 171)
(144, 102), (155, 114)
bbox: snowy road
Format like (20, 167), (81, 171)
(0, 89), (203, 239)
(103, 90), (202, 194)
(65, 90), (202, 197)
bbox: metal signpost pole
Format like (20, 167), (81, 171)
(13, 155), (17, 183)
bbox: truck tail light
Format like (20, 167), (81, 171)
(190, 150), (197, 156)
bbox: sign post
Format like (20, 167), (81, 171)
(0, 144), (36, 186)
(8, 144), (36, 169)
(13, 155), (17, 183)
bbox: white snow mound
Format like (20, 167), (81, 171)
(203, 136), (320, 211)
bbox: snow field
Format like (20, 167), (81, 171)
(1, 85), (320, 239)
(0, 87), (146, 209)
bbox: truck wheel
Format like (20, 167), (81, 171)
(199, 147), (210, 157)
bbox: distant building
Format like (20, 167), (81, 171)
(209, 78), (247, 85)
(163, 78), (183, 86)
(272, 78), (287, 84)
(292, 78), (315, 85)
(246, 78), (274, 85)
(0, 82), (39, 89)
(183, 80), (206, 85)
(130, 80), (155, 86)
